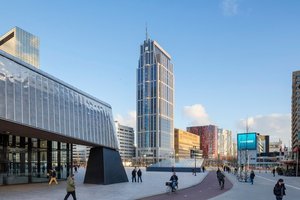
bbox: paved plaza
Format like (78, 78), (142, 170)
(210, 170), (300, 200)
(0, 168), (299, 200)
(0, 167), (206, 200)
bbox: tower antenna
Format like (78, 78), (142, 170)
(146, 22), (149, 40)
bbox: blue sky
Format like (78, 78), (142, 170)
(1, 0), (300, 146)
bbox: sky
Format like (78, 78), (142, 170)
(1, 0), (300, 146)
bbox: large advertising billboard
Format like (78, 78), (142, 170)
(237, 133), (257, 150)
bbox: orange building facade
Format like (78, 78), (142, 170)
(174, 128), (200, 159)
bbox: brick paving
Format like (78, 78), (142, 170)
(140, 171), (233, 200)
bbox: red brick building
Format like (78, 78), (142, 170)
(187, 125), (218, 159)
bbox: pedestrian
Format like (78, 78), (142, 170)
(137, 168), (142, 183)
(169, 172), (178, 192)
(74, 166), (78, 173)
(202, 166), (205, 173)
(49, 169), (58, 185)
(273, 168), (276, 177)
(216, 168), (225, 190)
(273, 179), (286, 200)
(171, 166), (175, 172)
(250, 170), (255, 185)
(64, 174), (76, 200)
(131, 167), (137, 182)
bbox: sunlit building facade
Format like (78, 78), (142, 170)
(174, 128), (201, 159)
(187, 125), (218, 159)
(0, 27), (39, 68)
(136, 36), (174, 164)
(115, 121), (135, 166)
(217, 128), (233, 159)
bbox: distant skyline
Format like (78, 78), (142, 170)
(1, 0), (300, 146)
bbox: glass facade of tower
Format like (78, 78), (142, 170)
(137, 39), (174, 163)
(0, 27), (40, 68)
(0, 50), (119, 185)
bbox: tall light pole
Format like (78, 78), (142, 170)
(244, 118), (249, 182)
(193, 146), (197, 176)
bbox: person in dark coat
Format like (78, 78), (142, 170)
(273, 179), (286, 200)
(216, 168), (225, 190)
(131, 167), (137, 182)
(137, 168), (142, 183)
(272, 168), (276, 177)
(170, 172), (178, 192)
(250, 170), (255, 185)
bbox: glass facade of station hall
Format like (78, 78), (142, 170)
(0, 50), (119, 185)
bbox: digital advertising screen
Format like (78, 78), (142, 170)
(237, 133), (257, 150)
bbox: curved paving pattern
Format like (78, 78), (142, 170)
(140, 171), (233, 200)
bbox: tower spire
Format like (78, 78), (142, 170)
(145, 22), (149, 40)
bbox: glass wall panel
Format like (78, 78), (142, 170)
(36, 75), (43, 128)
(42, 77), (49, 130)
(29, 72), (36, 126)
(0, 53), (118, 149)
(0, 66), (5, 117)
(6, 71), (14, 120)
(22, 69), (30, 124)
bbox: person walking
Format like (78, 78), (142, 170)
(131, 167), (137, 182)
(272, 168), (276, 177)
(64, 174), (76, 200)
(49, 169), (58, 185)
(216, 168), (225, 190)
(273, 179), (286, 200)
(250, 170), (255, 185)
(137, 168), (142, 183)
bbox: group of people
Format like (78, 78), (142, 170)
(131, 167), (143, 183)
(47, 167), (76, 200)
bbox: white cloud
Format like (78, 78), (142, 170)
(182, 104), (211, 126)
(115, 110), (136, 130)
(236, 114), (291, 145)
(221, 0), (239, 16)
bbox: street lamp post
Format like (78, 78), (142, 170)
(193, 146), (197, 176)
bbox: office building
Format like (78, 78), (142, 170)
(136, 34), (174, 164)
(73, 144), (90, 166)
(217, 128), (233, 160)
(187, 125), (218, 159)
(0, 27), (39, 68)
(174, 128), (201, 159)
(115, 121), (135, 166)
(292, 71), (300, 158)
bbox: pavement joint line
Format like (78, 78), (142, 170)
(256, 175), (300, 191)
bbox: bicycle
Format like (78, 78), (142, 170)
(165, 181), (178, 193)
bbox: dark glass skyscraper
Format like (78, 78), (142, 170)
(136, 36), (174, 164)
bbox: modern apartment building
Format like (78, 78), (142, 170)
(136, 34), (174, 164)
(187, 125), (218, 159)
(174, 128), (201, 159)
(291, 71), (300, 175)
(115, 121), (135, 166)
(217, 128), (233, 160)
(0, 27), (39, 68)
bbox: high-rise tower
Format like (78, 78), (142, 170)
(292, 71), (300, 168)
(136, 33), (174, 164)
(0, 27), (40, 68)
